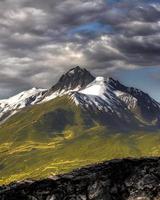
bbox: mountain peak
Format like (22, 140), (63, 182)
(67, 66), (84, 74)
(48, 66), (95, 93)
(65, 66), (92, 79)
(0, 66), (160, 129)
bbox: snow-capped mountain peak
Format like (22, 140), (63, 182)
(0, 66), (159, 128)
(79, 77), (106, 97)
(70, 76), (125, 114)
(0, 88), (47, 122)
(42, 66), (95, 102)
(69, 72), (160, 128)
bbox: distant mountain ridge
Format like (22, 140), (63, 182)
(0, 66), (159, 129)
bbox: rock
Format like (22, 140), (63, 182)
(1, 158), (160, 200)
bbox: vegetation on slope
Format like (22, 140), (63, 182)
(0, 96), (160, 185)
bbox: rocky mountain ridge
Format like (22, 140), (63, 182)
(0, 157), (160, 200)
(0, 66), (159, 129)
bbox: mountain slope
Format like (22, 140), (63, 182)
(0, 66), (160, 185)
(69, 74), (160, 130)
(0, 95), (160, 185)
(70, 77), (141, 131)
(109, 77), (160, 124)
(0, 88), (47, 123)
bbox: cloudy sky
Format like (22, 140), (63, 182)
(0, 0), (160, 101)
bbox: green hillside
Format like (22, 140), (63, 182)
(0, 96), (160, 185)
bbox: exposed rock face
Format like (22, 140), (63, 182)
(109, 78), (160, 124)
(1, 158), (160, 200)
(45, 66), (95, 97)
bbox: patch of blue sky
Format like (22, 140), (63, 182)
(143, 0), (160, 3)
(114, 67), (160, 101)
(105, 0), (159, 4)
(69, 22), (113, 35)
(105, 0), (122, 4)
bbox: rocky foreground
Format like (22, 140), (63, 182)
(0, 158), (160, 200)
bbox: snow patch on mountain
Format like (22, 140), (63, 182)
(0, 88), (47, 122)
(79, 77), (106, 97)
(0, 88), (46, 109)
(42, 86), (81, 103)
(114, 90), (137, 109)
(70, 77), (126, 114)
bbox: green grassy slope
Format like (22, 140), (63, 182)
(0, 96), (160, 185)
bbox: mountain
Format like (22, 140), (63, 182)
(70, 76), (140, 131)
(0, 66), (160, 185)
(42, 66), (95, 102)
(109, 77), (160, 124)
(0, 88), (47, 123)
(1, 157), (160, 200)
(0, 66), (159, 129)
(71, 75), (160, 129)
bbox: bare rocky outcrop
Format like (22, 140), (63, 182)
(0, 157), (160, 200)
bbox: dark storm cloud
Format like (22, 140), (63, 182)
(0, 0), (159, 98)
(0, 73), (30, 88)
(128, 3), (160, 22)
